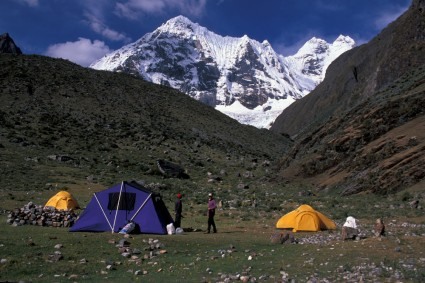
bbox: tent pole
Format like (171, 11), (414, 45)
(112, 181), (124, 233)
(94, 193), (113, 230)
(130, 193), (152, 221)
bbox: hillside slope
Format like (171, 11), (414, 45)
(270, 0), (425, 195)
(0, 54), (292, 192)
(276, 68), (425, 195)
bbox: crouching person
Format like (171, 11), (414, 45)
(270, 230), (296, 244)
(341, 216), (359, 240)
(280, 230), (296, 244)
(374, 218), (385, 238)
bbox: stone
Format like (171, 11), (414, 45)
(121, 252), (131, 258)
(117, 239), (130, 247)
(48, 253), (63, 262)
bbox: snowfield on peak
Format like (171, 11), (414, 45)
(91, 16), (355, 129)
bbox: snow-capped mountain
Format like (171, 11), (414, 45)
(285, 35), (356, 88)
(91, 16), (355, 128)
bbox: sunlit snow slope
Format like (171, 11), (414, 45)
(91, 16), (355, 128)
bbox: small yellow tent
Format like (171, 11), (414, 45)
(276, 204), (336, 232)
(44, 191), (79, 210)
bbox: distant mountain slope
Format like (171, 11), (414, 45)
(90, 16), (354, 128)
(271, 0), (425, 195)
(0, 54), (292, 191)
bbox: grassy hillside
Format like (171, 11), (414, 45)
(0, 54), (292, 205)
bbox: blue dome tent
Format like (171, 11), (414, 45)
(70, 181), (173, 234)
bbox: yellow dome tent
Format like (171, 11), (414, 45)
(44, 191), (80, 211)
(276, 204), (336, 232)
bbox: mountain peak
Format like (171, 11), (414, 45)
(262, 40), (271, 46)
(296, 37), (328, 55)
(333, 35), (355, 47)
(165, 15), (194, 25)
(294, 35), (355, 57)
(286, 35), (356, 86)
(0, 33), (22, 54)
(91, 18), (355, 129)
(158, 15), (200, 35)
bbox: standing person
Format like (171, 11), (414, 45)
(174, 193), (183, 228)
(207, 193), (217, 233)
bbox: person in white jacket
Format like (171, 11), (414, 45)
(341, 216), (359, 240)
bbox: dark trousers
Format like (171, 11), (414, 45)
(207, 210), (217, 233)
(175, 214), (181, 228)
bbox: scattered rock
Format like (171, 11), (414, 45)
(54, 244), (63, 249)
(48, 253), (63, 262)
(117, 239), (130, 248)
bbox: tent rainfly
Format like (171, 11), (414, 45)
(276, 204), (336, 232)
(70, 181), (173, 234)
(44, 191), (79, 211)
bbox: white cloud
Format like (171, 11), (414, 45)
(374, 5), (409, 30)
(45, 38), (112, 67)
(115, 0), (207, 19)
(85, 13), (132, 42)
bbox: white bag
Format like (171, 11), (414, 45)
(166, 223), (175, 235)
(119, 221), (136, 234)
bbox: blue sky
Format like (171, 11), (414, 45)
(2, 0), (411, 67)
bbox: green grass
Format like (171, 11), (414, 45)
(1, 185), (425, 282)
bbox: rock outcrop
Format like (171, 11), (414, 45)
(0, 33), (22, 54)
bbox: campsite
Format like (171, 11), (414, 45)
(1, 179), (424, 282)
(1, 1), (425, 280)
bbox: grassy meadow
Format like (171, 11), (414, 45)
(1, 182), (424, 282)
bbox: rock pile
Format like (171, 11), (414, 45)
(6, 202), (78, 227)
(101, 237), (167, 276)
